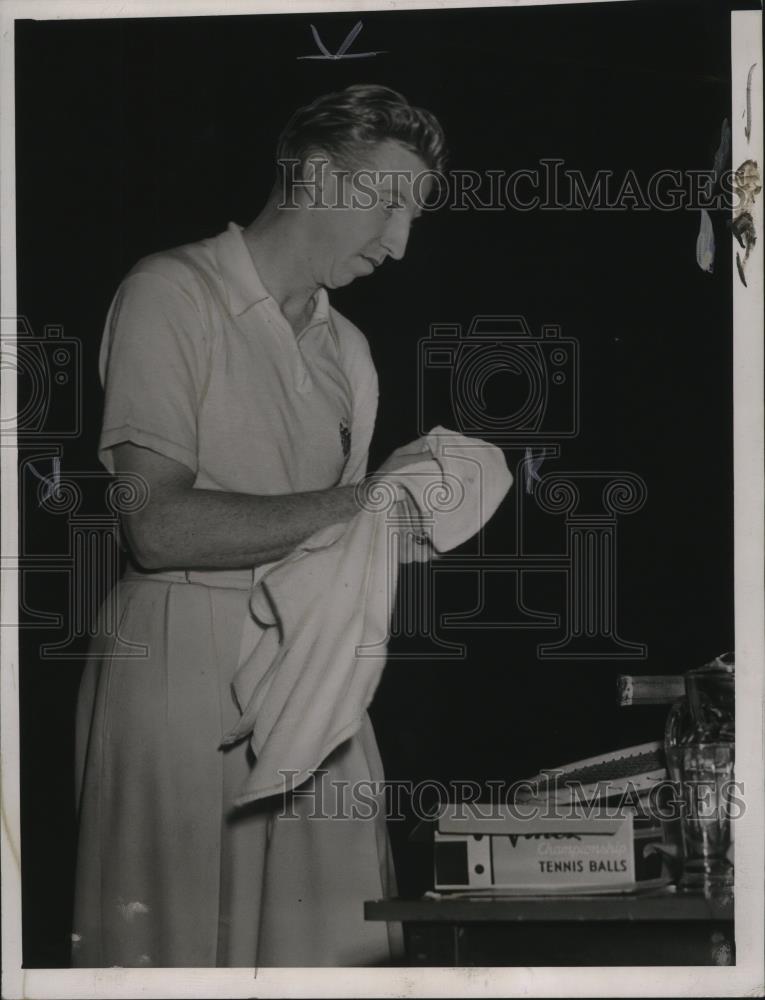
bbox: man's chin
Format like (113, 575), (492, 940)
(328, 269), (370, 290)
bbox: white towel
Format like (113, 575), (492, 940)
(222, 427), (513, 806)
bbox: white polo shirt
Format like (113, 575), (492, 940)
(98, 221), (379, 495)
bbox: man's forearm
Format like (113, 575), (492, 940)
(126, 483), (362, 571)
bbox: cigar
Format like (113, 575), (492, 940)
(617, 675), (685, 706)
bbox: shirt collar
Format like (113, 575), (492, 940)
(301, 285), (331, 336)
(214, 221), (270, 316)
(216, 222), (332, 340)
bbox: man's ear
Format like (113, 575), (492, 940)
(301, 149), (333, 208)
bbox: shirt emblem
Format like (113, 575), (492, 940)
(339, 419), (351, 459)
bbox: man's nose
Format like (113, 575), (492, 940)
(380, 216), (411, 261)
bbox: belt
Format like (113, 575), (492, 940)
(122, 566), (259, 591)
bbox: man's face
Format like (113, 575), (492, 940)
(305, 139), (432, 288)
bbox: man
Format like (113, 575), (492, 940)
(72, 84), (446, 968)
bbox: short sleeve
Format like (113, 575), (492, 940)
(337, 328), (379, 485)
(97, 269), (210, 475)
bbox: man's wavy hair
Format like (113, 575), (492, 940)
(276, 84), (447, 189)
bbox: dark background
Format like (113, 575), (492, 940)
(15, 0), (736, 966)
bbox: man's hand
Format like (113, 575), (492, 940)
(365, 439), (437, 546)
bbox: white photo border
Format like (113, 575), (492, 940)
(1, 1), (762, 997)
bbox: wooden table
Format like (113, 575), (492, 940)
(365, 891), (734, 966)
